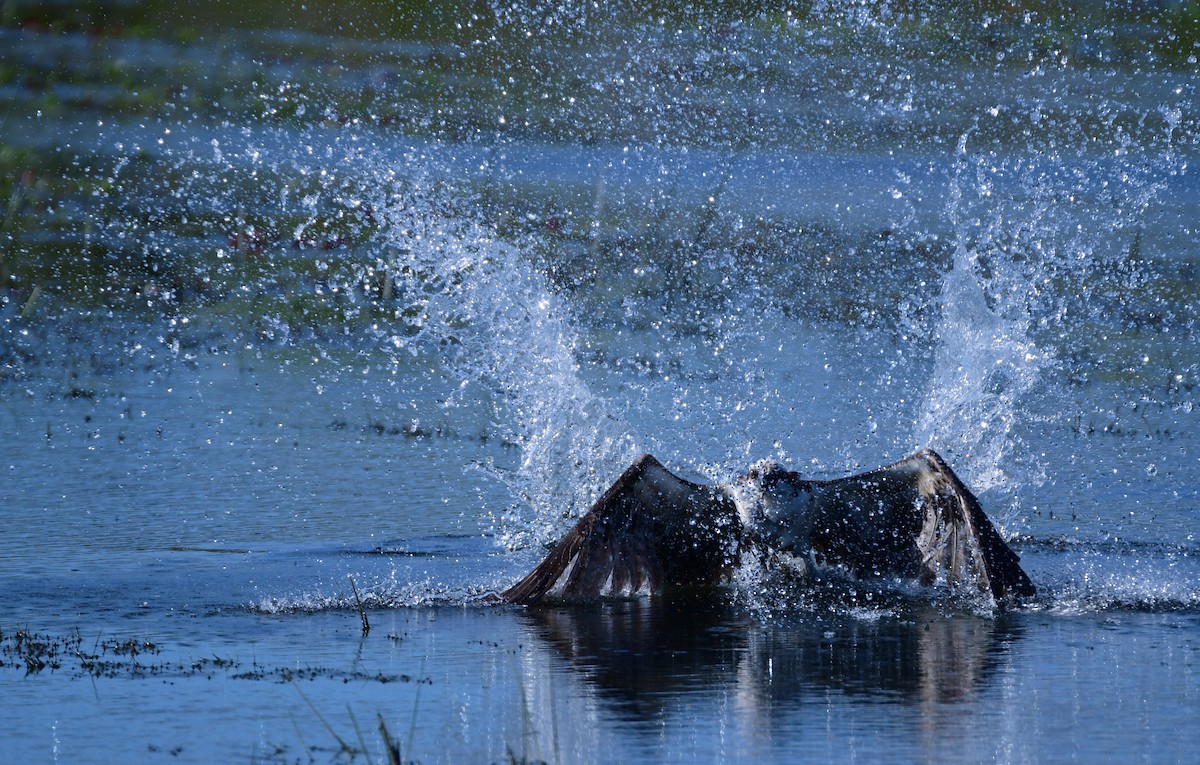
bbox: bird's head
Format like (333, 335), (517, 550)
(740, 459), (800, 503)
(735, 459), (814, 554)
(742, 458), (786, 484)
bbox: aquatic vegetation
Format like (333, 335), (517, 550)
(0, 624), (436, 685)
(0, 627), (162, 677)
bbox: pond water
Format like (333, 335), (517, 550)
(2, 2), (1199, 763)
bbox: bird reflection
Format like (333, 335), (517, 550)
(515, 597), (1023, 723)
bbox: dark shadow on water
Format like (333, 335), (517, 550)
(516, 596), (1024, 723)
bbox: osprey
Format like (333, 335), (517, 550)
(503, 449), (1035, 605)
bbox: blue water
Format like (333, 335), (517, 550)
(2, 323), (1198, 763)
(3, 3), (1200, 763)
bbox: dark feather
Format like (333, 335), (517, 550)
(778, 449), (1035, 601)
(503, 449), (1035, 605)
(502, 454), (742, 604)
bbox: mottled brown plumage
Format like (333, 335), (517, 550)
(502, 455), (742, 604)
(503, 449), (1035, 605)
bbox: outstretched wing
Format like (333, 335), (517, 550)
(503, 454), (743, 604)
(807, 449), (1035, 602)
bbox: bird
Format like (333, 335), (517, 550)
(502, 449), (1035, 605)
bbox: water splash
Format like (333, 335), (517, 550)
(366, 165), (638, 549)
(252, 580), (496, 613)
(915, 129), (1048, 496)
(4, 1), (1194, 622)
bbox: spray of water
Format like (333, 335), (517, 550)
(366, 164), (638, 549)
(14, 2), (1190, 614)
(914, 128), (1048, 498)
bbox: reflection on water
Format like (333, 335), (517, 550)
(518, 598), (1018, 717)
(505, 602), (1197, 764)
(3, 597), (1196, 764)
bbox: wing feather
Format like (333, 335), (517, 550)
(503, 454), (742, 604)
(808, 449), (1035, 602)
(911, 450), (1035, 601)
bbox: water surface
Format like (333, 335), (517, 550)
(2, 2), (1199, 763)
